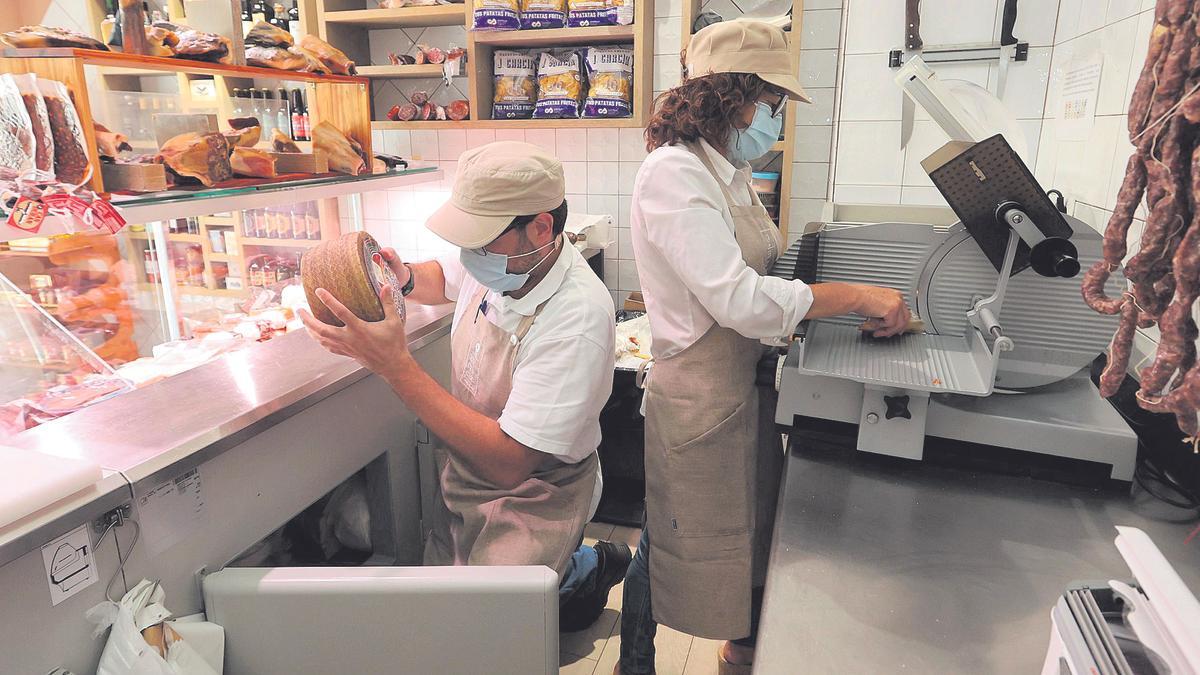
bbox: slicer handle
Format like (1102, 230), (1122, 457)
(978, 307), (1014, 352)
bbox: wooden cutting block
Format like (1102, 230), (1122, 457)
(302, 231), (406, 326)
(152, 113), (218, 147)
(267, 151), (329, 175)
(100, 162), (168, 192)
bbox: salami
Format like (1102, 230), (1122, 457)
(410, 90), (430, 107)
(447, 99), (470, 121)
(1087, 0), (1200, 438)
(395, 104), (418, 121)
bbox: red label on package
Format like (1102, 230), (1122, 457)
(87, 199), (126, 234)
(41, 195), (127, 234)
(41, 193), (90, 219)
(6, 197), (47, 233)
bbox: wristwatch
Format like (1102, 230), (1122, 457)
(400, 263), (416, 297)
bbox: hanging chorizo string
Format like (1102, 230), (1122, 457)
(1083, 0), (1200, 444)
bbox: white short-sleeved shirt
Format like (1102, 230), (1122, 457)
(630, 139), (815, 358)
(439, 242), (615, 513)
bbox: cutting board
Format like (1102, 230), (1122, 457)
(0, 447), (102, 530)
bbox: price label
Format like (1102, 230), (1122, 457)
(6, 197), (47, 233)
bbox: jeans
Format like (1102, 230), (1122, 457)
(618, 528), (765, 673)
(559, 543), (600, 604)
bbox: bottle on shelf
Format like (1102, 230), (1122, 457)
(241, 0), (253, 36)
(260, 89), (275, 137)
(249, 259), (263, 287)
(272, 206), (290, 239)
(250, 88), (265, 124)
(231, 88), (246, 117)
(262, 258), (275, 285)
(186, 216), (199, 235)
(287, 0), (302, 42)
(290, 203), (305, 239)
(275, 257), (294, 283)
(305, 201), (320, 240)
(276, 87), (291, 138)
(250, 0), (269, 24)
(101, 13), (117, 44)
(241, 210), (255, 237)
(270, 3), (289, 30)
(290, 89), (309, 141)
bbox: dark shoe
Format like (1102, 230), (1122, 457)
(560, 540), (634, 632)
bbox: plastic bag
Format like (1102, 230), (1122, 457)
(10, 73), (55, 178)
(609, 0), (634, 25)
(521, 0), (566, 29)
(37, 78), (91, 186)
(583, 46), (634, 118)
(533, 50), (584, 119)
(0, 73), (36, 179)
(87, 580), (220, 675)
(567, 0), (609, 27)
(473, 0), (521, 31)
(493, 50), (537, 119)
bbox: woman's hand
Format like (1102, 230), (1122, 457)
(299, 284), (411, 378)
(855, 285), (911, 337)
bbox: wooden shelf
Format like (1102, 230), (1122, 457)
(373, 117), (641, 130)
(323, 5), (467, 28)
(357, 64), (447, 79)
(208, 253), (240, 263)
(770, 140), (787, 152)
(241, 237), (323, 248)
(472, 25), (635, 48)
(127, 232), (204, 243)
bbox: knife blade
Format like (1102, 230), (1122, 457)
(995, 0), (1018, 99)
(901, 0), (921, 149)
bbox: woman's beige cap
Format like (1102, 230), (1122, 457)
(426, 140), (566, 249)
(685, 20), (811, 103)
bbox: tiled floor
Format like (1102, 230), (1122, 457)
(559, 523), (724, 675)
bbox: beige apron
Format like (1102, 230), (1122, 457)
(423, 285), (599, 576)
(642, 143), (786, 639)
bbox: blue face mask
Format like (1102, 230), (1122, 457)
(459, 235), (558, 292)
(728, 102), (783, 164)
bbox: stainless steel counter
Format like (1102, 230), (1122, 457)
(757, 442), (1200, 674)
(0, 302), (454, 568)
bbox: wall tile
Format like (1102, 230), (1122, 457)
(618, 161), (641, 195)
(1033, 118), (1060, 187)
(410, 130), (439, 161)
(794, 87), (835, 125)
(900, 120), (945, 187)
(556, 129), (590, 161)
(525, 128), (557, 153)
(1106, 0), (1141, 22)
(618, 260), (641, 291)
(586, 194), (620, 223)
(899, 186), (947, 207)
(437, 129), (468, 160)
(835, 121), (904, 185)
(389, 130), (413, 158)
(437, 161), (458, 191)
(590, 161), (620, 195)
(387, 190), (415, 216)
(617, 226), (633, 261)
(654, 17), (683, 56)
(563, 162), (588, 194)
(602, 261), (620, 290)
(793, 125), (834, 163)
(993, 0), (1061, 47)
(618, 195), (633, 228)
(657, 0), (682, 19)
(465, 129), (497, 149)
(832, 184), (902, 204)
(363, 189), (390, 216)
(788, 199), (827, 234)
(845, 0), (905, 54)
(804, 0), (842, 8)
(368, 29), (415, 67)
(987, 47), (1053, 120)
(1095, 15), (1139, 116)
(653, 54), (682, 90)
(838, 53), (904, 122)
(791, 162), (831, 199)
(494, 129), (526, 143)
(799, 49), (839, 90)
(619, 128), (649, 160)
(1052, 114), (1121, 210)
(800, 9), (842, 50)
(919, 0), (998, 47)
(1076, 0), (1107, 37)
(1125, 9), (1155, 108)
(588, 128), (620, 161)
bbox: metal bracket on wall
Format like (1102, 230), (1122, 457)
(92, 503), (133, 535)
(889, 42), (1028, 68)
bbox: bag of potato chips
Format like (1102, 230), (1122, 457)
(493, 50), (537, 119)
(533, 50), (584, 119)
(521, 0), (566, 29)
(567, 0), (609, 27)
(473, 0), (521, 30)
(608, 0), (634, 25)
(583, 46), (633, 118)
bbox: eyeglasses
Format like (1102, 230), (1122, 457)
(763, 93), (789, 119)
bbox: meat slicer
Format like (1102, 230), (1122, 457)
(771, 58), (1138, 480)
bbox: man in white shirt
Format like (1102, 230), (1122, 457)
(301, 141), (631, 631)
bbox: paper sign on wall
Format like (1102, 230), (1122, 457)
(41, 524), (97, 606)
(137, 467), (207, 556)
(1057, 52), (1104, 141)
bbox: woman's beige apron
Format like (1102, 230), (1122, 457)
(642, 143), (786, 639)
(423, 285), (598, 576)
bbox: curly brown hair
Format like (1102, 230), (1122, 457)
(644, 64), (769, 153)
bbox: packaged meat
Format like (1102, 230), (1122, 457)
(312, 121), (366, 176)
(493, 50), (537, 119)
(158, 132), (233, 187)
(568, 0), (610, 27)
(230, 147), (277, 178)
(419, 102), (437, 120)
(583, 46), (634, 118)
(10, 74), (54, 177)
(245, 20), (293, 48)
(473, 0), (521, 31)
(421, 45), (445, 64)
(298, 35), (357, 75)
(521, 0), (566, 29)
(410, 90), (431, 107)
(533, 50), (584, 119)
(1, 25), (110, 51)
(394, 103), (419, 121)
(447, 99), (470, 121)
(0, 74), (36, 179)
(37, 78), (91, 186)
(156, 22), (232, 63)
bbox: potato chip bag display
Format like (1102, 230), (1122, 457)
(583, 46), (634, 118)
(521, 0), (566, 29)
(608, 0), (634, 25)
(568, 0), (610, 27)
(473, 0), (521, 31)
(533, 50), (584, 119)
(493, 50), (537, 119)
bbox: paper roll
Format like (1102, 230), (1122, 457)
(302, 232), (406, 326)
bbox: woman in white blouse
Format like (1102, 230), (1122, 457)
(617, 21), (911, 675)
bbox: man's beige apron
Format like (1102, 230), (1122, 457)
(423, 284), (598, 576)
(642, 143), (786, 639)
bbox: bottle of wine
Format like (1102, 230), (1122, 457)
(287, 0), (302, 42)
(276, 87), (291, 138)
(241, 0), (253, 36)
(270, 3), (289, 30)
(250, 88), (265, 125)
(250, 0), (268, 24)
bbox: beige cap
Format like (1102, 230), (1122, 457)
(426, 140), (566, 249)
(685, 20), (811, 103)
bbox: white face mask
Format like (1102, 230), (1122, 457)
(459, 235), (558, 292)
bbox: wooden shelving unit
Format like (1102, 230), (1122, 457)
(316, 0), (653, 129)
(679, 2), (804, 241)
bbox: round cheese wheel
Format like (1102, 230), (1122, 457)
(301, 231), (406, 326)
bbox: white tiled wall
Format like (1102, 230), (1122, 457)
(832, 0), (1060, 206)
(365, 0), (838, 305)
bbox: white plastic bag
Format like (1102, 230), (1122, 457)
(87, 579), (220, 675)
